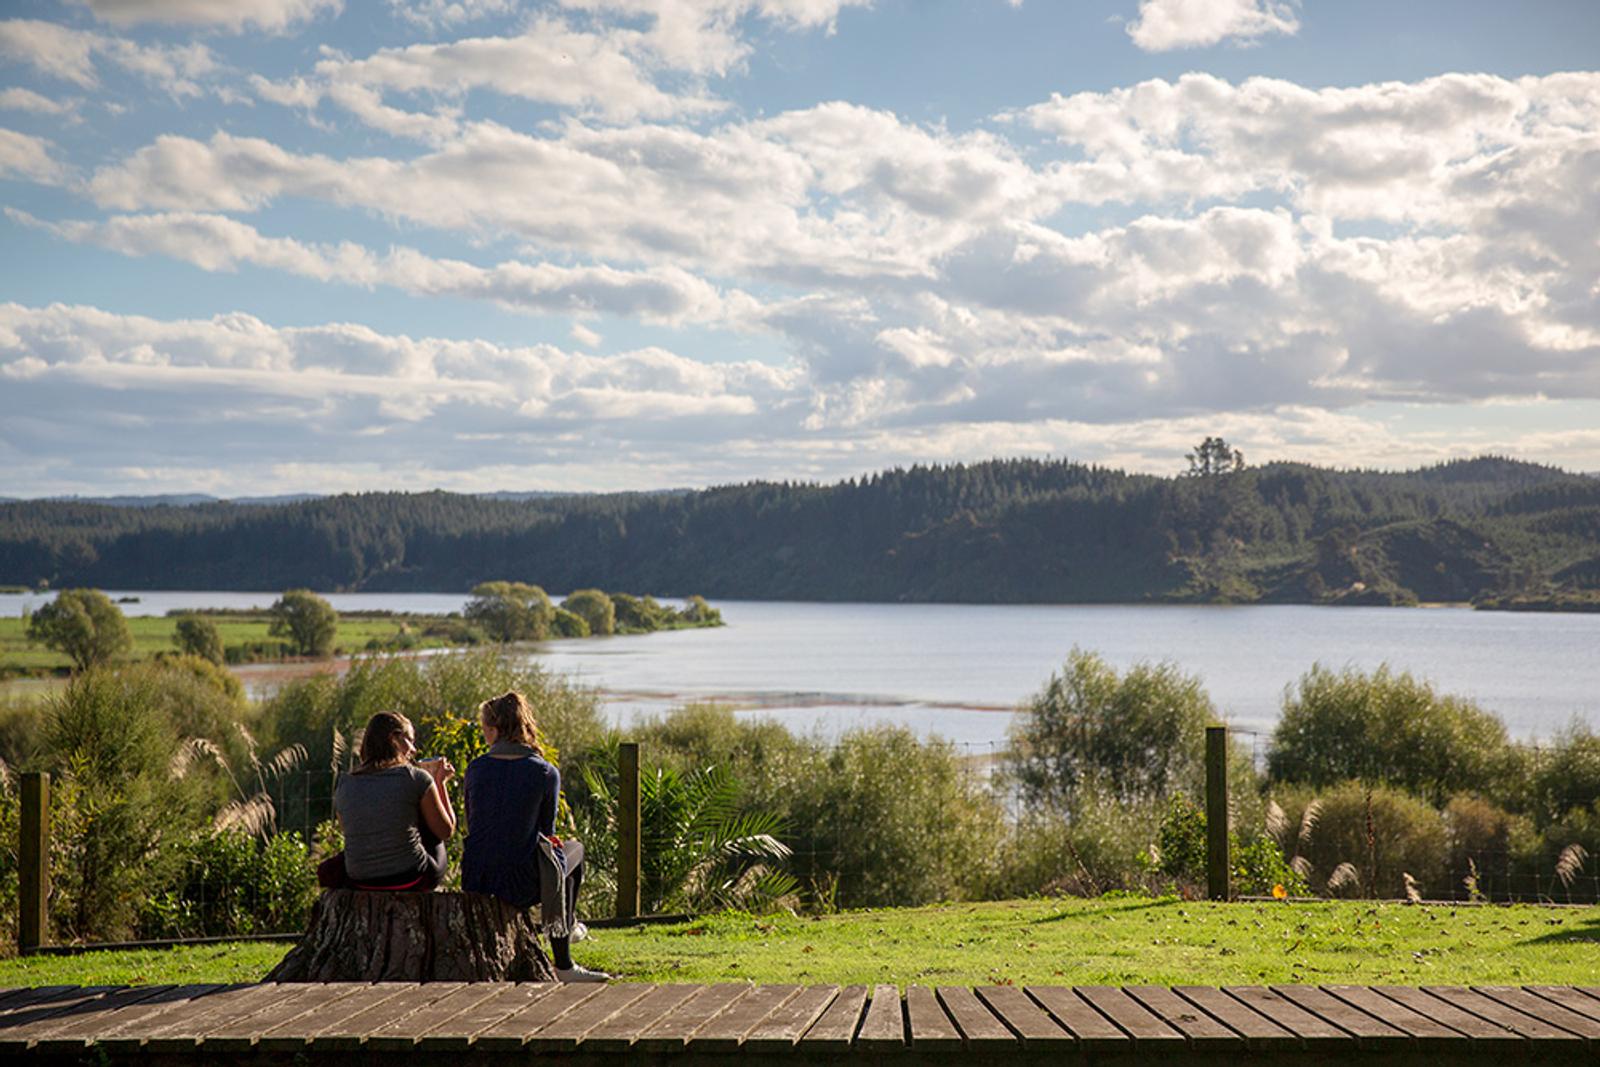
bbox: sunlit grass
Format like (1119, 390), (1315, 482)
(3, 897), (1597, 989)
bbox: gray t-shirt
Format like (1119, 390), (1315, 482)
(334, 764), (434, 880)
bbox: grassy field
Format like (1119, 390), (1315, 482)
(0, 612), (458, 675)
(3, 897), (1598, 989)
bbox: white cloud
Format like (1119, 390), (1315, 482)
(0, 19), (217, 96)
(1126, 0), (1299, 52)
(570, 322), (603, 347)
(0, 128), (66, 182)
(387, 0), (518, 31)
(0, 88), (77, 115)
(67, 0), (342, 34)
(20, 209), (751, 325)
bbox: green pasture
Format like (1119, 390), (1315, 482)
(3, 897), (1597, 989)
(0, 612), (457, 675)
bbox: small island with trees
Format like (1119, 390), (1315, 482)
(3, 582), (723, 677)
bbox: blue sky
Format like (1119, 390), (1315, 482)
(1, 0), (1598, 496)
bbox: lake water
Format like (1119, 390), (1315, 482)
(4, 591), (1596, 747)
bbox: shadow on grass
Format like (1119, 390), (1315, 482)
(1030, 898), (1176, 923)
(1517, 913), (1600, 947)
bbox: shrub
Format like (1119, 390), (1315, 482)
(562, 589), (615, 636)
(988, 792), (1166, 898)
(174, 615), (225, 665)
(1525, 721), (1600, 829)
(464, 581), (553, 642)
(612, 593), (671, 633)
(1443, 793), (1540, 901)
(26, 588), (132, 669)
(1272, 782), (1447, 898)
(550, 607), (590, 638)
(139, 829), (316, 938)
(678, 595), (722, 626)
(1005, 649), (1214, 807)
(786, 726), (1000, 908)
(268, 589), (338, 657)
(1269, 664), (1519, 807)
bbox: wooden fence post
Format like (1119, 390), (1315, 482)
(1206, 726), (1229, 901)
(19, 771), (49, 954)
(617, 742), (641, 920)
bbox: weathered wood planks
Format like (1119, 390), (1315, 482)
(7, 979), (1600, 1059)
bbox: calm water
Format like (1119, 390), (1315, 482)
(5, 591), (1596, 746)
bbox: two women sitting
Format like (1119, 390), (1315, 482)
(323, 693), (607, 982)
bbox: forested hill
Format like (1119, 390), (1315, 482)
(3, 456), (1599, 606)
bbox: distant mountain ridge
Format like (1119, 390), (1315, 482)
(1, 455), (1597, 607)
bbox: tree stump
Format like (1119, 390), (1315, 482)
(266, 890), (555, 982)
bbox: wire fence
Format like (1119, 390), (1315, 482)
(15, 728), (1600, 953)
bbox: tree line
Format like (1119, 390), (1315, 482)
(2, 453), (1599, 606)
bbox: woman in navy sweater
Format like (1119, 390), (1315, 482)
(462, 690), (608, 982)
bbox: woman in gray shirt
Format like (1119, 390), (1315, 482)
(320, 711), (457, 890)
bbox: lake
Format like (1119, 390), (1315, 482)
(4, 591), (1596, 748)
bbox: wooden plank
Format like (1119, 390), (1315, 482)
(856, 984), (905, 1050)
(1269, 984), (1409, 1049)
(1224, 985), (1354, 1050)
(529, 983), (657, 1052)
(1527, 986), (1600, 1026)
(1080, 986), (1186, 1049)
(635, 983), (751, 1052)
(1174, 986), (1297, 1051)
(1423, 986), (1582, 1043)
(583, 985), (702, 1052)
(308, 984), (467, 1052)
(416, 983), (559, 1052)
(904, 985), (960, 1051)
(0, 985), (82, 1017)
(0, 985), (122, 1032)
(1478, 986), (1600, 1040)
(800, 983), (868, 1050)
(1125, 985), (1242, 1049)
(1025, 986), (1129, 1051)
(937, 986), (1016, 1048)
(364, 984), (509, 1052)
(690, 983), (802, 1051)
(744, 985), (840, 1052)
(203, 983), (365, 1053)
(118, 984), (301, 1053)
(1323, 985), (1468, 1050)
(32, 984), (226, 1053)
(254, 983), (412, 1053)
(0, 985), (172, 1052)
(1374, 986), (1525, 1045)
(975, 985), (1073, 1050)
(0, 988), (48, 1012)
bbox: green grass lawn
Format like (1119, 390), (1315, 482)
(4, 897), (1597, 989)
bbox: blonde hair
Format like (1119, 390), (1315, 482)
(479, 691), (543, 754)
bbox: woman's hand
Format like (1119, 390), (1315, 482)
(422, 756), (456, 787)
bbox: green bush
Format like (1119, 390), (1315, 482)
(1442, 793), (1540, 901)
(1005, 649), (1215, 807)
(268, 589), (338, 657)
(464, 581), (553, 642)
(27, 588), (132, 670)
(988, 793), (1166, 898)
(550, 607), (590, 638)
(1272, 782), (1448, 899)
(562, 589), (615, 636)
(174, 615), (225, 665)
(139, 829), (317, 938)
(1269, 664), (1518, 806)
(612, 593), (671, 633)
(1525, 722), (1600, 829)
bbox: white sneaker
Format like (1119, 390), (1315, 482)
(555, 963), (610, 983)
(570, 921), (589, 943)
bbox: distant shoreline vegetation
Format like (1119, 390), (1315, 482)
(2, 453), (1599, 610)
(0, 584), (722, 679)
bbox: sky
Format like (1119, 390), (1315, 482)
(1, 0), (1598, 497)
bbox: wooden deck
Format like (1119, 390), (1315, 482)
(3, 981), (1600, 1063)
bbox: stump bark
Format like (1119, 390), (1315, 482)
(266, 890), (555, 982)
